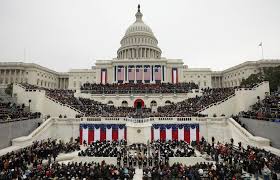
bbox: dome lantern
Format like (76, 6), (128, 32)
(135, 4), (143, 22)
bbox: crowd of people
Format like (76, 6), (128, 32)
(0, 132), (279, 179)
(0, 138), (80, 179)
(157, 88), (235, 117)
(0, 102), (41, 122)
(77, 97), (152, 118)
(81, 82), (199, 94)
(142, 138), (280, 179)
(21, 83), (238, 118)
(71, 138), (280, 179)
(240, 92), (280, 121)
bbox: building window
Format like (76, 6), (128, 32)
(144, 69), (148, 72)
(118, 69), (121, 72)
(198, 75), (200, 78)
(204, 82), (206, 86)
(136, 69), (139, 72)
(128, 69), (132, 72)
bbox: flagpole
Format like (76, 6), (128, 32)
(23, 48), (26, 62)
(259, 42), (264, 60)
(261, 44), (264, 60)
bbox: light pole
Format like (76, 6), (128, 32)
(28, 99), (31, 112)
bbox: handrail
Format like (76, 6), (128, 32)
(197, 93), (236, 112)
(197, 81), (268, 113)
(15, 83), (83, 114)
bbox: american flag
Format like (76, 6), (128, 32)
(128, 66), (135, 81)
(136, 66), (143, 80)
(117, 66), (124, 81)
(144, 66), (151, 80)
(154, 66), (161, 81)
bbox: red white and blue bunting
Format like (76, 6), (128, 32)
(79, 124), (127, 145)
(151, 124), (199, 143)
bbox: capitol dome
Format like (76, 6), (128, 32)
(117, 5), (162, 59)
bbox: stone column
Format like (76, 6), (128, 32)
(123, 66), (125, 83)
(161, 65), (163, 82)
(126, 66), (128, 83)
(18, 69), (21, 83)
(142, 65), (144, 83)
(8, 70), (11, 84)
(116, 66), (119, 83)
(3, 70), (6, 84)
(134, 66), (137, 83)
(152, 65), (155, 83)
(150, 65), (152, 83)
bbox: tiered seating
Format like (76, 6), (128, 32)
(19, 83), (237, 117)
(77, 97), (151, 117)
(157, 88), (235, 117)
(0, 102), (41, 122)
(46, 89), (80, 106)
(81, 82), (199, 94)
(241, 92), (280, 121)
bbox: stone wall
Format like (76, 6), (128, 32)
(9, 117), (279, 156)
(239, 117), (280, 149)
(0, 118), (42, 149)
(200, 81), (270, 117)
(75, 90), (202, 108)
(13, 84), (79, 117)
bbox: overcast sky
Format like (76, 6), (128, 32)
(0, 0), (279, 72)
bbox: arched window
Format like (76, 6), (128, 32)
(150, 100), (157, 107)
(108, 101), (114, 105)
(121, 100), (128, 107)
(165, 100), (171, 105)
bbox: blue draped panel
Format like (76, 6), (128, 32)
(152, 123), (199, 130)
(80, 124), (126, 129)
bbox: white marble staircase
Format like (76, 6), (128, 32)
(133, 168), (143, 180)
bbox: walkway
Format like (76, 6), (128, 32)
(133, 168), (143, 180)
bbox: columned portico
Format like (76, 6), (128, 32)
(112, 63), (169, 84)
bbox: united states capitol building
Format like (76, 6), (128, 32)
(0, 5), (279, 90)
(0, 5), (280, 179)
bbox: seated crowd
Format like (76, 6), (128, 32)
(0, 102), (41, 122)
(157, 88), (235, 117)
(21, 83), (237, 118)
(143, 138), (279, 179)
(240, 92), (280, 121)
(81, 82), (199, 94)
(0, 138), (80, 179)
(0, 133), (279, 179)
